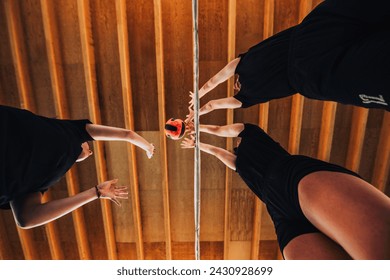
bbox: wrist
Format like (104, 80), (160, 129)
(95, 185), (101, 198)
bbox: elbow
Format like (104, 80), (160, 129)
(206, 77), (218, 90)
(12, 207), (38, 229)
(124, 130), (134, 141)
(209, 126), (221, 135)
(14, 214), (35, 229)
(215, 126), (224, 135)
(16, 222), (31, 230)
(202, 101), (214, 114)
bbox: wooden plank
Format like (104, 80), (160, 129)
(17, 0), (55, 116)
(345, 107), (369, 172)
(126, 0), (159, 131)
(77, 0), (117, 259)
(115, 0), (144, 260)
(223, 0), (236, 260)
(317, 102), (337, 161)
(136, 132), (165, 243)
(269, 0), (299, 149)
(153, 0), (172, 260)
(230, 188), (255, 242)
(3, 0), (35, 111)
(251, 0), (274, 260)
(258, 240), (278, 259)
(40, 0), (69, 117)
(4, 0), (38, 260)
(172, 241), (224, 260)
(16, 0), (60, 258)
(288, 0), (312, 154)
(0, 212), (12, 259)
(228, 241), (251, 259)
(196, 0), (229, 253)
(258, 0), (274, 130)
(372, 112), (390, 192)
(251, 199), (263, 260)
(160, 0), (194, 245)
(40, 0), (92, 260)
(41, 192), (64, 260)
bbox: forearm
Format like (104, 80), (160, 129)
(126, 130), (153, 152)
(198, 142), (217, 155)
(86, 124), (153, 152)
(198, 58), (240, 99)
(199, 97), (242, 117)
(199, 142), (236, 170)
(199, 79), (217, 99)
(14, 188), (98, 229)
(199, 125), (219, 135)
(199, 123), (244, 137)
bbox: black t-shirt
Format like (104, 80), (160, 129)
(0, 105), (93, 208)
(233, 1), (390, 111)
(289, 0), (390, 110)
(234, 123), (290, 201)
(233, 27), (297, 108)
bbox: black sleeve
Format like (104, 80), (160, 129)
(70, 119), (94, 142)
(57, 119), (94, 142)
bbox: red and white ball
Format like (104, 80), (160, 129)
(164, 118), (186, 140)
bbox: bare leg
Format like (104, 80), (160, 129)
(298, 171), (390, 259)
(283, 232), (352, 260)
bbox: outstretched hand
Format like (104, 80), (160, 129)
(180, 135), (196, 149)
(185, 105), (194, 124)
(188, 91), (195, 107)
(96, 179), (128, 206)
(146, 143), (155, 159)
(185, 120), (195, 134)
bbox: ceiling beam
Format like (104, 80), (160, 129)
(317, 102), (337, 161)
(345, 107), (369, 172)
(41, 192), (64, 260)
(153, 0), (172, 260)
(372, 112), (390, 193)
(3, 0), (35, 111)
(115, 0), (145, 260)
(288, 0), (312, 155)
(40, 0), (70, 118)
(223, 0), (236, 260)
(0, 88), (9, 259)
(4, 0), (38, 260)
(0, 213), (12, 259)
(257, 0), (273, 131)
(251, 0), (274, 260)
(77, 0), (117, 260)
(40, 0), (91, 260)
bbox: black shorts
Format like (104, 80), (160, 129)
(264, 155), (361, 254)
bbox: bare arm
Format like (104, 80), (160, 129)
(185, 96), (242, 123)
(199, 97), (242, 116)
(10, 179), (127, 229)
(181, 136), (236, 170)
(189, 57), (241, 105)
(86, 124), (155, 158)
(199, 123), (245, 138)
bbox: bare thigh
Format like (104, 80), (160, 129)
(298, 171), (390, 259)
(283, 232), (352, 260)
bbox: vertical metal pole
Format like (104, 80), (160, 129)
(192, 0), (201, 260)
